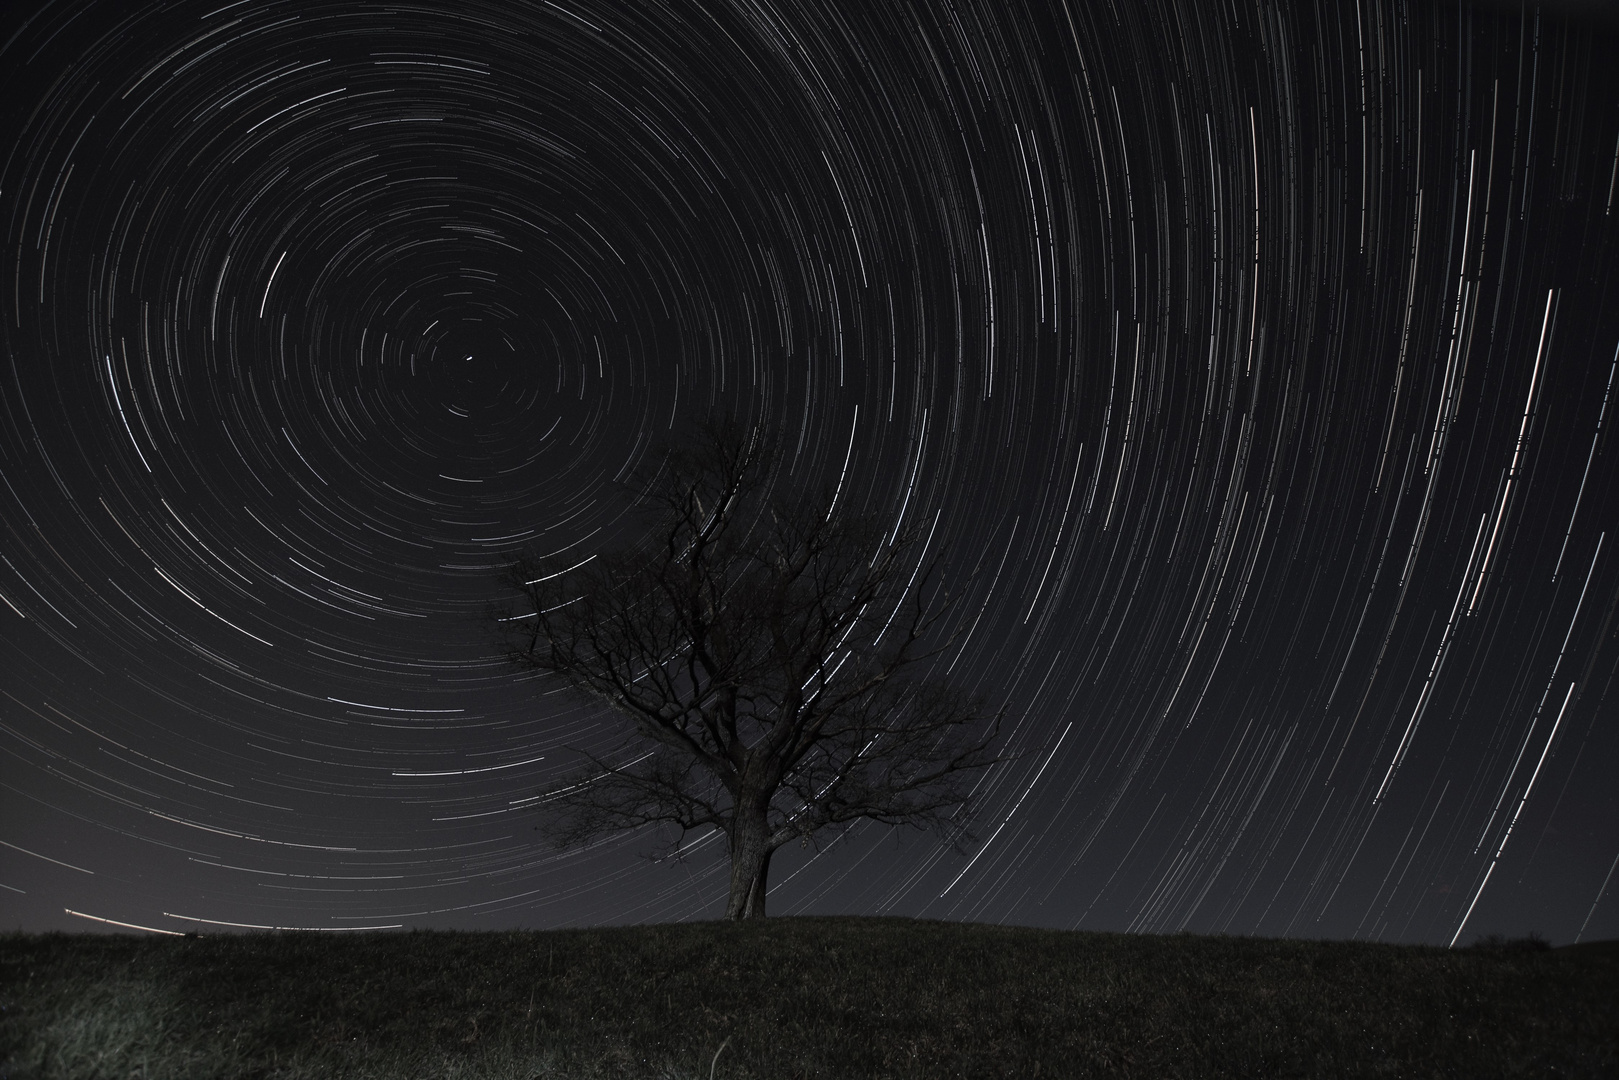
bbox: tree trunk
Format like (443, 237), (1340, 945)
(745, 848), (772, 917)
(725, 803), (772, 919)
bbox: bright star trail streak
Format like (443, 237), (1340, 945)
(1, 0), (1616, 945)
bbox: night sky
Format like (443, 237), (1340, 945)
(2, 0), (1617, 947)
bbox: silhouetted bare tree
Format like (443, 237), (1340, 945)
(499, 421), (1004, 919)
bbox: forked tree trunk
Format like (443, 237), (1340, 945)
(725, 802), (772, 919)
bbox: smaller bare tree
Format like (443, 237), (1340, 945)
(499, 420), (1005, 919)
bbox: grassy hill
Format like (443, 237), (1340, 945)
(2, 916), (1613, 1078)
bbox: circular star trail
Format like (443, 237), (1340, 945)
(1, 0), (1616, 944)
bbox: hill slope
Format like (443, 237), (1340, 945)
(2, 916), (1614, 1078)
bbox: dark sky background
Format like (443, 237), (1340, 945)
(2, 0), (1616, 946)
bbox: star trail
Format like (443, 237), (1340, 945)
(2, 0), (1617, 946)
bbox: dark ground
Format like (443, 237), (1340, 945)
(2, 917), (1614, 1079)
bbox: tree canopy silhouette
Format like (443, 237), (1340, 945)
(500, 421), (1005, 919)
